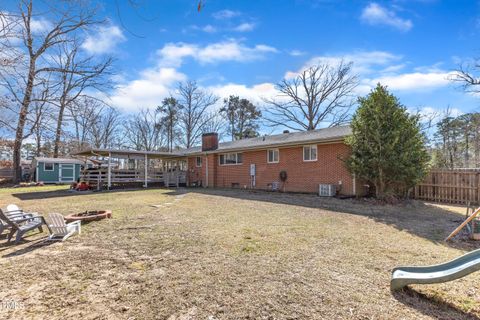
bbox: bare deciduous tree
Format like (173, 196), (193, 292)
(177, 81), (218, 148)
(90, 105), (120, 149)
(0, 0), (99, 182)
(123, 109), (165, 151)
(264, 61), (358, 131)
(51, 39), (113, 157)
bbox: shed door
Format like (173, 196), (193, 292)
(59, 164), (75, 182)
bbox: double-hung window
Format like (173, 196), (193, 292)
(196, 156), (202, 167)
(44, 162), (54, 171)
(219, 153), (243, 165)
(303, 145), (317, 162)
(267, 149), (279, 163)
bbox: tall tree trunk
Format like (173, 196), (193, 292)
(53, 85), (67, 158)
(13, 59), (36, 183)
(53, 104), (65, 157)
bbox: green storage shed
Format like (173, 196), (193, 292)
(32, 157), (87, 184)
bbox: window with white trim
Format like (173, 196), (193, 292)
(44, 162), (54, 171)
(303, 145), (317, 161)
(196, 156), (202, 167)
(267, 149), (279, 163)
(219, 153), (243, 165)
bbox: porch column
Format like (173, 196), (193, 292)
(144, 154), (148, 188)
(107, 152), (112, 189)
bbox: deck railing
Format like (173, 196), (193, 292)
(81, 169), (186, 188)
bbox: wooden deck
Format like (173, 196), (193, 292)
(81, 169), (187, 189)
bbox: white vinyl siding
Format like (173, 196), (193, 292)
(219, 153), (243, 165)
(303, 145), (317, 162)
(267, 149), (279, 163)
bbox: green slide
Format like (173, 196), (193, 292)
(391, 249), (480, 290)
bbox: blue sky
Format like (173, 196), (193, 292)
(6, 0), (480, 129)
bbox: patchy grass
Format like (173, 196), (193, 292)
(0, 186), (479, 319)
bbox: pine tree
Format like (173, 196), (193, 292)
(346, 84), (430, 199)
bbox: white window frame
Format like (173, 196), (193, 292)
(219, 153), (243, 165)
(196, 156), (202, 167)
(303, 145), (318, 162)
(43, 162), (54, 171)
(267, 149), (279, 164)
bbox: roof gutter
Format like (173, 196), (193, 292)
(184, 136), (348, 156)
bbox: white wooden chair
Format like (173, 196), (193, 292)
(46, 213), (81, 241)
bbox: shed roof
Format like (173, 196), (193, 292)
(33, 157), (89, 165)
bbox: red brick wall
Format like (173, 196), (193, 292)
(187, 142), (354, 195)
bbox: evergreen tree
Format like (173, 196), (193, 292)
(220, 96), (261, 140)
(346, 84), (430, 199)
(157, 97), (181, 152)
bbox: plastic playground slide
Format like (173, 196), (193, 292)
(391, 249), (480, 290)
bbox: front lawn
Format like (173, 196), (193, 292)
(0, 186), (478, 319)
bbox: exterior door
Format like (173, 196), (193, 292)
(59, 164), (75, 183)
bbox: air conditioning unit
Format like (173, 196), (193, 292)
(319, 184), (336, 197)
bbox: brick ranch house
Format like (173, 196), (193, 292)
(75, 125), (360, 196)
(184, 125), (357, 195)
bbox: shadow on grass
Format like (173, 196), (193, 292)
(181, 187), (479, 251)
(10, 185), (168, 200)
(0, 231), (55, 257)
(393, 287), (480, 320)
(8, 186), (480, 251)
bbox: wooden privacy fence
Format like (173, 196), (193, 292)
(414, 169), (480, 205)
(0, 168), (13, 179)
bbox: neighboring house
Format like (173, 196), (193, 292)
(0, 140), (33, 161)
(31, 157), (89, 184)
(75, 125), (360, 195)
(183, 125), (356, 195)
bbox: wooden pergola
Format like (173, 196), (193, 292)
(73, 148), (188, 189)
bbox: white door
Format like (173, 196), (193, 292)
(59, 164), (75, 182)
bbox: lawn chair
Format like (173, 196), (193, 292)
(45, 213), (81, 241)
(0, 204), (41, 236)
(0, 209), (44, 244)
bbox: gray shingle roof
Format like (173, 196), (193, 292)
(176, 125), (351, 155)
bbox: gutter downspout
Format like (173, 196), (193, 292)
(205, 154), (208, 188)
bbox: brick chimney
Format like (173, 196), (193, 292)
(202, 133), (218, 151)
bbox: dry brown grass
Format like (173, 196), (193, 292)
(0, 186), (479, 319)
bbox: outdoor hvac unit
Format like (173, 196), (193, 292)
(319, 184), (336, 197)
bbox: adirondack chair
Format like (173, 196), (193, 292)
(46, 213), (81, 241)
(0, 204), (41, 236)
(0, 209), (44, 244)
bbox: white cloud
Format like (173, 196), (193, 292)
(233, 22), (256, 32)
(108, 67), (186, 112)
(285, 51), (402, 79)
(289, 50), (306, 57)
(30, 17), (52, 33)
(285, 50), (453, 95)
(363, 71), (453, 92)
(202, 25), (217, 33)
(82, 24), (126, 54)
(207, 82), (278, 105)
(212, 9), (240, 20)
(361, 3), (413, 31)
(157, 40), (277, 67)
